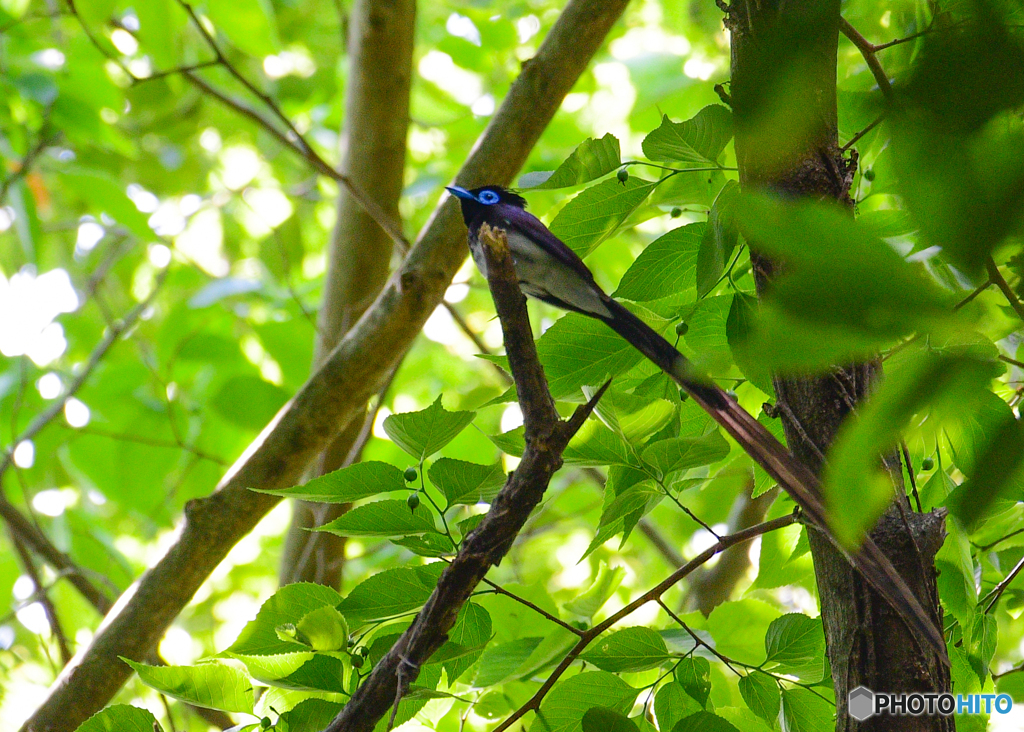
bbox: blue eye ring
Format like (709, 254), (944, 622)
(477, 190), (500, 205)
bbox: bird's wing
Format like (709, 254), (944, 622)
(500, 206), (598, 284)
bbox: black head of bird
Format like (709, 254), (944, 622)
(446, 185), (527, 228)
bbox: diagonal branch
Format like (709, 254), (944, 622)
(324, 224), (607, 732)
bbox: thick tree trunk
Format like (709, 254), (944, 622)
(727, 2), (952, 730)
(279, 0), (416, 588)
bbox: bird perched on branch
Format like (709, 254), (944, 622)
(447, 183), (946, 662)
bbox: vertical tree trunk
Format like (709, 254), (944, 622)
(727, 2), (952, 729)
(279, 0), (416, 587)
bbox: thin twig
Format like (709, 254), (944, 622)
(480, 578), (584, 635)
(900, 442), (923, 512)
(841, 114), (884, 152)
(983, 554), (1024, 613)
(839, 18), (895, 100)
(955, 278), (993, 310)
(986, 258), (1024, 323)
(491, 512), (798, 732)
(9, 528), (72, 665)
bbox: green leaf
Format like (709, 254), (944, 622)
(676, 657), (712, 708)
(684, 295), (734, 372)
(565, 563), (625, 619)
(440, 602), (492, 682)
(527, 671), (637, 732)
(316, 499), (438, 538)
(697, 181), (740, 297)
(655, 682), (703, 732)
(537, 312), (645, 400)
(474, 637), (544, 687)
(76, 705), (161, 732)
(969, 613), (997, 674)
(428, 458), (505, 505)
(581, 627), (670, 672)
(211, 374), (291, 431)
(708, 599), (779, 665)
(295, 605), (348, 652)
(229, 583), (342, 656)
(205, 0), (280, 57)
(338, 563), (444, 625)
(582, 708), (639, 732)
(672, 712), (741, 732)
(734, 194), (952, 341)
(739, 672), (781, 724)
(590, 481), (663, 551)
(824, 352), (1001, 547)
(780, 688), (833, 732)
(727, 293), (774, 395)
(278, 699), (344, 732)
(383, 396), (475, 460)
(252, 461), (406, 502)
(122, 659), (254, 713)
(549, 177), (658, 258)
(563, 420), (634, 467)
(946, 411), (1024, 530)
(641, 432), (730, 478)
(613, 224), (703, 302)
(520, 134), (621, 189)
(642, 105), (733, 165)
(997, 672), (1024, 703)
(763, 614), (825, 682)
(751, 412), (787, 497)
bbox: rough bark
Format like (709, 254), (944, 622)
(280, 0), (416, 588)
(20, 1), (631, 728)
(727, 1), (951, 730)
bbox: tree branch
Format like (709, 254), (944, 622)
(21, 1), (631, 727)
(323, 223), (607, 732)
(493, 512), (799, 732)
(839, 18), (894, 100)
(986, 257), (1024, 323)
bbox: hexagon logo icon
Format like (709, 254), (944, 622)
(849, 686), (875, 721)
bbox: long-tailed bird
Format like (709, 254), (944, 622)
(447, 183), (946, 661)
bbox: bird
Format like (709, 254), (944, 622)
(447, 183), (947, 662)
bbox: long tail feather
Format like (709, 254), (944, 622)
(599, 297), (947, 662)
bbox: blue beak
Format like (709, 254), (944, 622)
(446, 185), (476, 202)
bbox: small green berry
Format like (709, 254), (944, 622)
(407, 492), (420, 510)
(675, 321), (689, 337)
(671, 207), (683, 218)
(921, 458), (934, 471)
(863, 169), (876, 181)
(404, 467), (417, 482)
(678, 389), (689, 402)
(261, 717), (273, 729)
(351, 655), (364, 669)
(617, 169), (629, 183)
(355, 646), (368, 657)
(347, 637), (356, 647)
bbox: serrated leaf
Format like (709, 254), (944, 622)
(656, 682), (703, 732)
(671, 712), (741, 732)
(549, 177), (657, 258)
(296, 605), (348, 652)
(563, 420), (634, 467)
(428, 458), (506, 506)
(252, 461), (405, 502)
(642, 105), (733, 165)
(727, 293), (774, 395)
(641, 432), (731, 478)
(338, 563), (444, 625)
(383, 395), (475, 460)
(684, 295), (734, 372)
(677, 657), (712, 708)
(278, 699), (344, 732)
(527, 671), (637, 732)
(520, 134), (621, 189)
(582, 626), (670, 672)
(614, 224), (703, 302)
(474, 637), (545, 687)
(739, 672), (781, 724)
(582, 707), (640, 732)
(763, 614), (825, 682)
(537, 312), (645, 400)
(697, 181), (740, 297)
(122, 659), (254, 713)
(77, 705), (162, 732)
(781, 688), (833, 732)
(565, 563), (625, 619)
(316, 499), (438, 538)
(229, 583), (342, 656)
